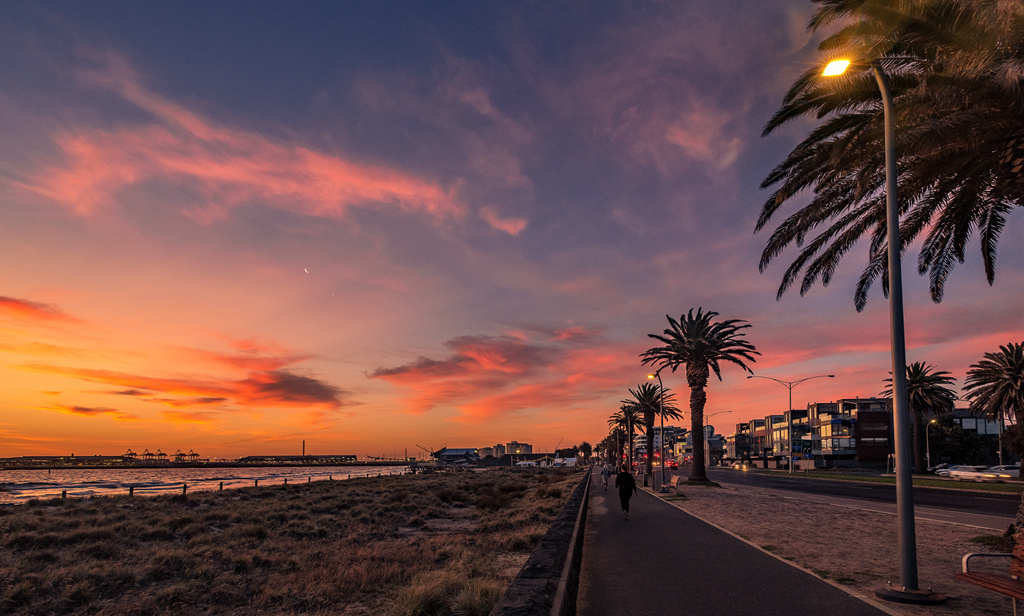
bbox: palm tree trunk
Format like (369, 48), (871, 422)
(689, 385), (708, 482)
(912, 412), (925, 474)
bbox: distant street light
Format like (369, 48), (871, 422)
(647, 371), (672, 491)
(925, 418), (938, 470)
(704, 410), (732, 468)
(747, 374), (834, 474)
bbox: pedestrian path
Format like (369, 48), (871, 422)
(577, 468), (894, 616)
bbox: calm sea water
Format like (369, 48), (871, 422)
(0, 465), (408, 504)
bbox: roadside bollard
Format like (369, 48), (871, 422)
(308, 477), (311, 483)
(219, 482), (224, 491)
(284, 478), (288, 485)
(182, 484), (188, 495)
(129, 486), (134, 496)
(254, 479), (259, 487)
(61, 491), (66, 499)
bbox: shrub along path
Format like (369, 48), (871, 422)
(577, 467), (893, 616)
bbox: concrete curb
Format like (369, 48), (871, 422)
(489, 471), (591, 616)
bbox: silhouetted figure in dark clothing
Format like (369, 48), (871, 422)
(614, 466), (637, 520)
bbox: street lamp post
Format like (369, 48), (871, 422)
(925, 418), (937, 470)
(648, 371), (667, 491)
(998, 409), (1004, 466)
(747, 375), (834, 474)
(823, 59), (943, 605)
(704, 410), (732, 469)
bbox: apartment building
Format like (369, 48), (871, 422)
(506, 441), (532, 454)
(808, 398), (891, 467)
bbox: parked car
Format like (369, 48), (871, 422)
(935, 464), (986, 477)
(947, 466), (1012, 482)
(987, 464), (1020, 474)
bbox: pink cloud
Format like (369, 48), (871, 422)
(19, 53), (462, 223)
(0, 296), (79, 323)
(550, 326), (603, 342)
(480, 207), (528, 235)
(370, 330), (636, 422)
(26, 365), (345, 411)
(48, 404), (138, 422)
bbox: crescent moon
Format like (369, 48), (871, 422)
(304, 268), (309, 274)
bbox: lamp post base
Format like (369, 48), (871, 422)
(874, 584), (947, 605)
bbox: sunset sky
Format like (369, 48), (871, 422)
(2, 1), (1021, 459)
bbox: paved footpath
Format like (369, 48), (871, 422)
(577, 468), (894, 616)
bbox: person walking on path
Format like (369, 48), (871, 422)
(614, 465), (637, 519)
(600, 464), (611, 491)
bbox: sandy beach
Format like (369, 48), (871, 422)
(660, 479), (1020, 616)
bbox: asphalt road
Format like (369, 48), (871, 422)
(705, 468), (1020, 518)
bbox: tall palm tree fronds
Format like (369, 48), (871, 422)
(640, 308), (759, 482)
(623, 382), (682, 480)
(881, 361), (957, 473)
(964, 343), (1024, 423)
(758, 0), (1024, 310)
(964, 343), (1024, 478)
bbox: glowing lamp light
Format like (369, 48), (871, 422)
(822, 59), (850, 76)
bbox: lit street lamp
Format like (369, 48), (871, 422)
(747, 374), (833, 474)
(823, 58), (943, 605)
(925, 418), (937, 470)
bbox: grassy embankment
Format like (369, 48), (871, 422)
(0, 468), (582, 616)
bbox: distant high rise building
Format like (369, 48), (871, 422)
(506, 441), (532, 454)
(493, 443), (506, 457)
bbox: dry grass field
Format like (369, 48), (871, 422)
(0, 468), (583, 616)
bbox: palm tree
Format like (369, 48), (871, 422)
(758, 0), (1024, 310)
(964, 343), (1024, 478)
(623, 382), (681, 482)
(640, 308), (759, 482)
(608, 404), (641, 471)
(881, 361), (957, 473)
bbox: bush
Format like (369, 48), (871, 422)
(453, 578), (504, 616)
(390, 569), (460, 616)
(474, 490), (511, 511)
